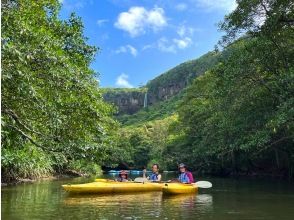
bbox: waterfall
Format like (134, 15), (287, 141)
(143, 92), (148, 108)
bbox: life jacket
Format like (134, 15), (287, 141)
(179, 171), (194, 183)
(148, 173), (159, 181)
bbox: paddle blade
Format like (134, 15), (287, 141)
(134, 177), (148, 183)
(195, 181), (212, 188)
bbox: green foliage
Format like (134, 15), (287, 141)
(67, 159), (102, 176)
(1, 0), (123, 181)
(118, 0), (294, 177)
(146, 52), (220, 101)
(1, 145), (53, 182)
(117, 115), (178, 169)
(166, 0), (294, 176)
(118, 90), (184, 125)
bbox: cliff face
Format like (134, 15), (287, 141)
(102, 84), (185, 115)
(103, 51), (220, 115)
(147, 81), (187, 105)
(103, 89), (147, 115)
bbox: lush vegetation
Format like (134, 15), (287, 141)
(1, 0), (124, 182)
(146, 52), (219, 102)
(116, 115), (178, 170)
(118, 90), (184, 125)
(116, 0), (294, 178)
(2, 0), (293, 182)
(115, 52), (221, 124)
(169, 0), (294, 177)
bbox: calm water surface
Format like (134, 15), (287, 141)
(2, 173), (294, 220)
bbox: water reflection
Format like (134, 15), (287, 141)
(63, 192), (163, 206)
(4, 176), (293, 220)
(63, 192), (213, 219)
(63, 192), (163, 219)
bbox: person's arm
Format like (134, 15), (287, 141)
(143, 169), (147, 179)
(157, 174), (162, 182)
(187, 172), (194, 183)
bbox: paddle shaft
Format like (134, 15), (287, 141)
(134, 177), (212, 188)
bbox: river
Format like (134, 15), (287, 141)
(2, 173), (294, 220)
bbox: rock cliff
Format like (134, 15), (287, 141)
(103, 51), (220, 115)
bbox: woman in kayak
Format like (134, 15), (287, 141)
(116, 170), (129, 182)
(178, 163), (194, 183)
(143, 164), (162, 182)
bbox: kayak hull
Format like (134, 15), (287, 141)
(162, 183), (198, 195)
(94, 178), (115, 183)
(62, 182), (163, 194)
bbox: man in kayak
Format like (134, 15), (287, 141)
(143, 164), (162, 182)
(178, 163), (194, 183)
(116, 170), (129, 182)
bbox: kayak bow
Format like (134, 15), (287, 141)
(162, 183), (198, 195)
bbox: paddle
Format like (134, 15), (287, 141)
(134, 177), (212, 188)
(134, 177), (149, 182)
(194, 181), (212, 188)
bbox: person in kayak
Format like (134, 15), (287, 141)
(178, 163), (194, 183)
(143, 164), (162, 182)
(116, 170), (129, 182)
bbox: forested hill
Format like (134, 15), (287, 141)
(2, 0), (293, 183)
(107, 0), (294, 178)
(103, 51), (220, 117)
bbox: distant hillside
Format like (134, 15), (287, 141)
(117, 89), (185, 126)
(102, 51), (220, 119)
(146, 51), (219, 104)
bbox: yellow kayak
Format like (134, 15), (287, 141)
(162, 183), (198, 195)
(62, 181), (164, 194)
(94, 178), (115, 182)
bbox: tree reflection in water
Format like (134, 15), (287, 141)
(63, 192), (213, 219)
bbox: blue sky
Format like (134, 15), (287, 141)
(59, 0), (237, 88)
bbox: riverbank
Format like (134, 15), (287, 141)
(1, 169), (95, 186)
(2, 169), (292, 187)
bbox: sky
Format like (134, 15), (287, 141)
(59, 0), (237, 88)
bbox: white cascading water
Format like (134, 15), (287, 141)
(143, 92), (148, 108)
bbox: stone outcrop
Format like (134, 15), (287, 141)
(103, 89), (146, 115)
(103, 51), (220, 115)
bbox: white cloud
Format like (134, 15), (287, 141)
(157, 37), (176, 53)
(115, 45), (138, 57)
(173, 37), (192, 49)
(114, 6), (167, 37)
(142, 44), (153, 51)
(116, 73), (133, 88)
(194, 0), (237, 12)
(177, 25), (195, 37)
(97, 19), (109, 26)
(156, 36), (192, 53)
(175, 3), (188, 11)
(144, 23), (195, 53)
